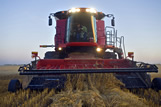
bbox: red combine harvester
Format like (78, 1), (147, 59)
(8, 8), (161, 92)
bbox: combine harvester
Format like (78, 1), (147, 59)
(8, 8), (161, 92)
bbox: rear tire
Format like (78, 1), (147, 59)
(8, 79), (22, 92)
(151, 78), (161, 91)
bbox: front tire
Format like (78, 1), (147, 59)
(151, 78), (161, 91)
(104, 52), (116, 59)
(8, 79), (22, 92)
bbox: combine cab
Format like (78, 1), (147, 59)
(8, 8), (160, 92)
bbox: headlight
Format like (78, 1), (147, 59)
(96, 48), (102, 52)
(86, 8), (97, 13)
(58, 47), (62, 51)
(69, 8), (80, 13)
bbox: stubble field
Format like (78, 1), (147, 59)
(0, 65), (161, 107)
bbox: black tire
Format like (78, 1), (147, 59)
(44, 51), (59, 59)
(151, 78), (161, 91)
(8, 79), (22, 92)
(104, 52), (116, 59)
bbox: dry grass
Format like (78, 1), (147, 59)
(0, 65), (161, 107)
(0, 65), (19, 75)
(0, 66), (21, 97)
(50, 74), (148, 107)
(0, 65), (55, 107)
(0, 88), (55, 107)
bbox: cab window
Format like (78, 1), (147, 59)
(66, 13), (97, 42)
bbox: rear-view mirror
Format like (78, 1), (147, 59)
(111, 17), (115, 26)
(49, 16), (52, 26)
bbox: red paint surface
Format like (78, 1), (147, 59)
(66, 42), (98, 47)
(55, 19), (67, 47)
(36, 59), (133, 70)
(96, 20), (106, 46)
(54, 19), (107, 49)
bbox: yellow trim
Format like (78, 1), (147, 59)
(32, 52), (38, 54)
(91, 16), (96, 42)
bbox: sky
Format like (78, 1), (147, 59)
(0, 0), (161, 65)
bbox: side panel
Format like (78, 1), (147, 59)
(55, 19), (67, 48)
(96, 20), (106, 46)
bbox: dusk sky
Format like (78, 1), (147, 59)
(1, 0), (161, 65)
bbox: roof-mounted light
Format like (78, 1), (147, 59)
(69, 8), (80, 13)
(86, 8), (97, 13)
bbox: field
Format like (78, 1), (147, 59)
(151, 64), (161, 79)
(0, 65), (161, 107)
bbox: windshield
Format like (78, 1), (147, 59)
(66, 13), (97, 43)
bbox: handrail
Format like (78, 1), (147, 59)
(105, 26), (122, 48)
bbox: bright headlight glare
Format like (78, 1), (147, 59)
(69, 8), (80, 13)
(69, 10), (72, 13)
(96, 48), (101, 52)
(86, 8), (97, 13)
(76, 8), (80, 12)
(86, 9), (90, 12)
(90, 8), (96, 13)
(58, 47), (62, 51)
